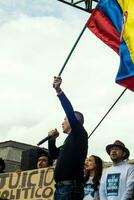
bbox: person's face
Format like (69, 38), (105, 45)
(62, 117), (71, 134)
(37, 156), (49, 169)
(85, 156), (96, 171)
(110, 147), (126, 163)
(84, 158), (89, 171)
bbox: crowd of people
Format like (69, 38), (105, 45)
(1, 76), (134, 200)
(83, 140), (134, 200)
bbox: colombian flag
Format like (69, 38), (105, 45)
(86, 0), (134, 91)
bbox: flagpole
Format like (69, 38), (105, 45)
(58, 25), (86, 76)
(88, 88), (127, 139)
(56, 21), (128, 140)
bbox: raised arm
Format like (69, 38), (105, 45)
(53, 76), (81, 129)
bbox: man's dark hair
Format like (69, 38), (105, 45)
(0, 158), (5, 173)
(74, 111), (84, 125)
(38, 152), (53, 166)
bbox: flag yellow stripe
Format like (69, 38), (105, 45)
(118, 0), (134, 63)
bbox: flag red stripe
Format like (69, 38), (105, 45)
(116, 77), (134, 91)
(86, 9), (120, 54)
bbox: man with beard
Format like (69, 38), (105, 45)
(37, 152), (52, 169)
(99, 140), (134, 200)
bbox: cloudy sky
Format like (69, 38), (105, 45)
(0, 0), (134, 161)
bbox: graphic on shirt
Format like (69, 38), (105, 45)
(84, 183), (95, 198)
(106, 173), (120, 196)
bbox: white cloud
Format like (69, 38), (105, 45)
(0, 1), (133, 161)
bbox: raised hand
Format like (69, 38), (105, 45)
(53, 76), (62, 94)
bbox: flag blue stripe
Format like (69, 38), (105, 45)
(97, 0), (122, 34)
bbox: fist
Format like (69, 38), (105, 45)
(53, 76), (62, 90)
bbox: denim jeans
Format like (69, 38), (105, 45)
(54, 184), (84, 200)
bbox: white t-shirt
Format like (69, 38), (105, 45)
(84, 177), (100, 200)
(99, 161), (134, 200)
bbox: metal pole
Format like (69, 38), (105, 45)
(58, 25), (86, 76)
(88, 88), (127, 139)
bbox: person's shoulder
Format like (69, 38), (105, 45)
(118, 162), (134, 173)
(121, 161), (133, 167)
(102, 167), (110, 175)
(81, 126), (88, 136)
(125, 162), (134, 169)
(102, 165), (114, 173)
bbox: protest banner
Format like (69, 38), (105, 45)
(0, 167), (55, 200)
